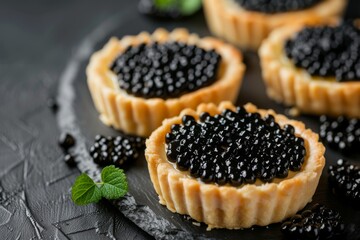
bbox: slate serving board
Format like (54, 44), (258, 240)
(56, 2), (360, 239)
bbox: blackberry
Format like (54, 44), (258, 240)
(89, 135), (143, 167)
(281, 204), (345, 240)
(110, 42), (221, 99)
(165, 107), (306, 185)
(328, 159), (360, 204)
(64, 154), (76, 167)
(127, 135), (145, 150)
(235, 0), (320, 13)
(285, 21), (360, 82)
(319, 115), (360, 154)
(58, 133), (76, 151)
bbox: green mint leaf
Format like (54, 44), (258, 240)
(71, 174), (102, 205)
(100, 165), (128, 200)
(179, 0), (202, 15)
(154, 0), (176, 10)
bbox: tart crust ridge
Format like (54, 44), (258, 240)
(86, 28), (245, 137)
(145, 101), (325, 229)
(203, 0), (346, 50)
(259, 20), (360, 118)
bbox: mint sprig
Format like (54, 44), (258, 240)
(71, 174), (102, 205)
(100, 166), (128, 199)
(154, 0), (202, 15)
(179, 0), (202, 15)
(71, 165), (128, 205)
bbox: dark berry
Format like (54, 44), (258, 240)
(281, 204), (345, 240)
(126, 135), (145, 150)
(165, 107), (306, 186)
(64, 154), (76, 167)
(285, 21), (360, 82)
(89, 135), (142, 167)
(110, 42), (221, 99)
(235, 0), (320, 13)
(319, 115), (360, 154)
(328, 159), (360, 205)
(58, 133), (76, 151)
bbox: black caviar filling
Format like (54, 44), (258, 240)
(328, 159), (360, 204)
(281, 204), (345, 239)
(235, 0), (320, 13)
(285, 21), (360, 82)
(319, 115), (360, 154)
(110, 42), (221, 99)
(165, 107), (306, 185)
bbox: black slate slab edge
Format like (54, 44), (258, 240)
(56, 14), (212, 240)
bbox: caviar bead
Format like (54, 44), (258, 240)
(110, 42), (221, 99)
(328, 159), (360, 204)
(284, 124), (295, 135)
(165, 108), (306, 185)
(64, 154), (76, 167)
(47, 97), (59, 113)
(235, 0), (320, 13)
(285, 21), (360, 82)
(182, 115), (196, 126)
(89, 134), (142, 167)
(58, 132), (76, 151)
(281, 204), (345, 239)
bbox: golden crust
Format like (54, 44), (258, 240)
(203, 0), (347, 50)
(86, 28), (245, 137)
(145, 101), (325, 229)
(259, 20), (360, 118)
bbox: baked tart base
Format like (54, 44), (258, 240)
(86, 28), (245, 137)
(145, 101), (325, 229)
(259, 21), (360, 118)
(203, 0), (346, 50)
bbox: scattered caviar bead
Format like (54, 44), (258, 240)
(47, 97), (59, 113)
(64, 154), (76, 167)
(285, 21), (360, 82)
(235, 0), (320, 13)
(328, 159), (360, 204)
(89, 135), (142, 167)
(319, 115), (360, 154)
(110, 42), (221, 99)
(58, 133), (76, 151)
(281, 204), (345, 240)
(165, 108), (306, 185)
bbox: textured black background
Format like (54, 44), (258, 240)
(0, 0), (359, 239)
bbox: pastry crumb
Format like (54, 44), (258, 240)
(192, 222), (201, 227)
(287, 107), (300, 117)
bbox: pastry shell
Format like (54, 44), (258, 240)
(145, 101), (325, 229)
(86, 28), (245, 137)
(203, 0), (346, 50)
(259, 20), (360, 118)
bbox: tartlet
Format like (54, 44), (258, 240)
(145, 101), (325, 229)
(259, 19), (360, 118)
(86, 28), (245, 137)
(203, 0), (346, 50)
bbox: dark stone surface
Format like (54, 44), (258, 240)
(0, 0), (359, 239)
(0, 0), (154, 239)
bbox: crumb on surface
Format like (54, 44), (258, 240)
(287, 107), (300, 117)
(192, 222), (201, 227)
